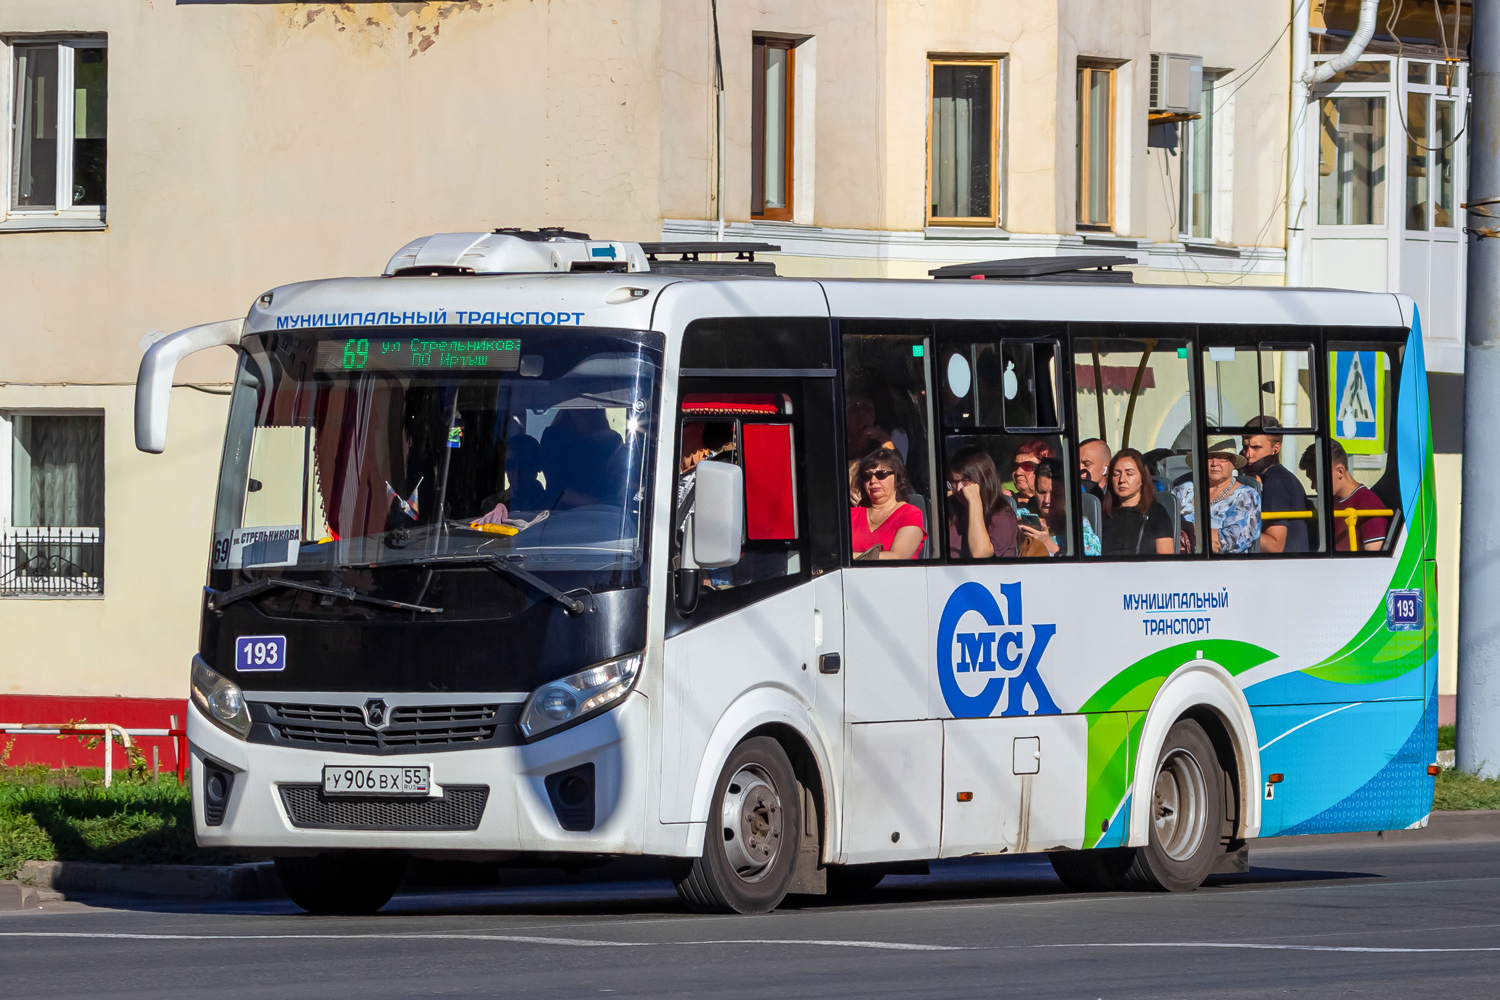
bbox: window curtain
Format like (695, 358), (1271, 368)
(14, 415), (104, 527)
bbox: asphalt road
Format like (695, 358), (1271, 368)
(5, 838), (1500, 999)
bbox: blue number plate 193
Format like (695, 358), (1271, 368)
(1386, 590), (1424, 632)
(236, 635), (287, 672)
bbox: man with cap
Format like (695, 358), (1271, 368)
(1172, 437), (1262, 554)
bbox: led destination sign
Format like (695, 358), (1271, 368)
(314, 337), (522, 372)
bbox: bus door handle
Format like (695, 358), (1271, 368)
(818, 653), (842, 675)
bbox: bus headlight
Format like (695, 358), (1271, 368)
(191, 657), (252, 740)
(519, 654), (642, 740)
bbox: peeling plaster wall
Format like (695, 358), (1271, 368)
(1, 0), (664, 386)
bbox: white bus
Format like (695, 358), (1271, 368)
(137, 230), (1436, 914)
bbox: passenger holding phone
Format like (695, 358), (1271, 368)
(1018, 458), (1099, 557)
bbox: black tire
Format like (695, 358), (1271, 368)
(1050, 719), (1225, 893)
(825, 864), (888, 896)
(674, 736), (801, 914)
(1120, 719), (1225, 891)
(275, 852), (408, 915)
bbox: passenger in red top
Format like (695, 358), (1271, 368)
(851, 448), (926, 560)
(1328, 441), (1388, 551)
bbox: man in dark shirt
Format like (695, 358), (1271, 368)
(1242, 416), (1308, 553)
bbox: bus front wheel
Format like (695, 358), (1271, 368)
(275, 852), (408, 915)
(1050, 719), (1224, 893)
(674, 737), (801, 914)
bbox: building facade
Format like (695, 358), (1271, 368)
(0, 0), (1467, 764)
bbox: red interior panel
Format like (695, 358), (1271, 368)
(742, 423), (798, 540)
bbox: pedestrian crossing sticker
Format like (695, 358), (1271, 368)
(1329, 350), (1385, 455)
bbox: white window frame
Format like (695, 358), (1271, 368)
(1398, 57), (1467, 234)
(1176, 69), (1233, 245)
(0, 408), (107, 599)
(1308, 55), (1396, 234)
(1, 34), (108, 232)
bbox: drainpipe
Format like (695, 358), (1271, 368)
(1286, 0), (1311, 292)
(711, 0), (726, 243)
(1305, 0), (1381, 84)
(1286, 0), (1379, 288)
(1282, 0), (1378, 426)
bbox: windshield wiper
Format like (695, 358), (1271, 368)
(357, 553), (590, 616)
(206, 577), (444, 614)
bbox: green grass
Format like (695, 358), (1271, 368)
(0, 764), (251, 881)
(1434, 766), (1500, 811)
(1432, 725), (1500, 810)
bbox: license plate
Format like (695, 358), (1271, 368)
(322, 765), (430, 797)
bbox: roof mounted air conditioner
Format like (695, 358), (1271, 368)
(1150, 53), (1203, 114)
(384, 230), (651, 276)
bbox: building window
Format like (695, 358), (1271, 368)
(1404, 62), (1460, 232)
(1317, 96), (1386, 226)
(1076, 65), (1114, 231)
(1179, 76), (1214, 239)
(0, 413), (104, 597)
(6, 38), (107, 225)
(928, 59), (1000, 226)
(751, 38), (794, 221)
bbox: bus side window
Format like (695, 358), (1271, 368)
(1325, 342), (1401, 553)
(1200, 337), (1321, 555)
(842, 325), (940, 561)
(1072, 330), (1196, 557)
(674, 391), (806, 617)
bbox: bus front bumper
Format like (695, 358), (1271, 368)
(185, 692), (649, 855)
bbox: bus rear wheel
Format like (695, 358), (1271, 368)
(275, 852), (408, 915)
(674, 737), (801, 914)
(1123, 719), (1224, 891)
(1050, 719), (1224, 893)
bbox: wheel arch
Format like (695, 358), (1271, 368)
(685, 688), (840, 860)
(1127, 659), (1262, 848)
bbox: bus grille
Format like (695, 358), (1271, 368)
(249, 701), (522, 754)
(278, 784), (489, 831)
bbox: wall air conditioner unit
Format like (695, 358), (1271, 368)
(1150, 53), (1203, 114)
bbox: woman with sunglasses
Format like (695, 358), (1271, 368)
(851, 448), (927, 560)
(946, 446), (1018, 559)
(1008, 440), (1057, 516)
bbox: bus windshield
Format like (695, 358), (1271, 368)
(213, 327), (661, 589)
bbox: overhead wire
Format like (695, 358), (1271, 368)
(1382, 0), (1470, 154)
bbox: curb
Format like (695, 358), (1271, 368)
(1255, 809), (1500, 848)
(0, 880), (58, 911)
(18, 860), (283, 902)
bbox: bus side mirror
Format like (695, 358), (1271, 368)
(134, 318), (245, 453)
(691, 461), (744, 568)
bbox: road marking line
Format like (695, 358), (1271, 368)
(1032, 942), (1500, 954)
(0, 931), (962, 952)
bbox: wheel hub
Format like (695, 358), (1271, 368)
(1153, 748), (1209, 862)
(720, 763), (783, 882)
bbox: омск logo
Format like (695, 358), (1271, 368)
(937, 581), (1059, 718)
